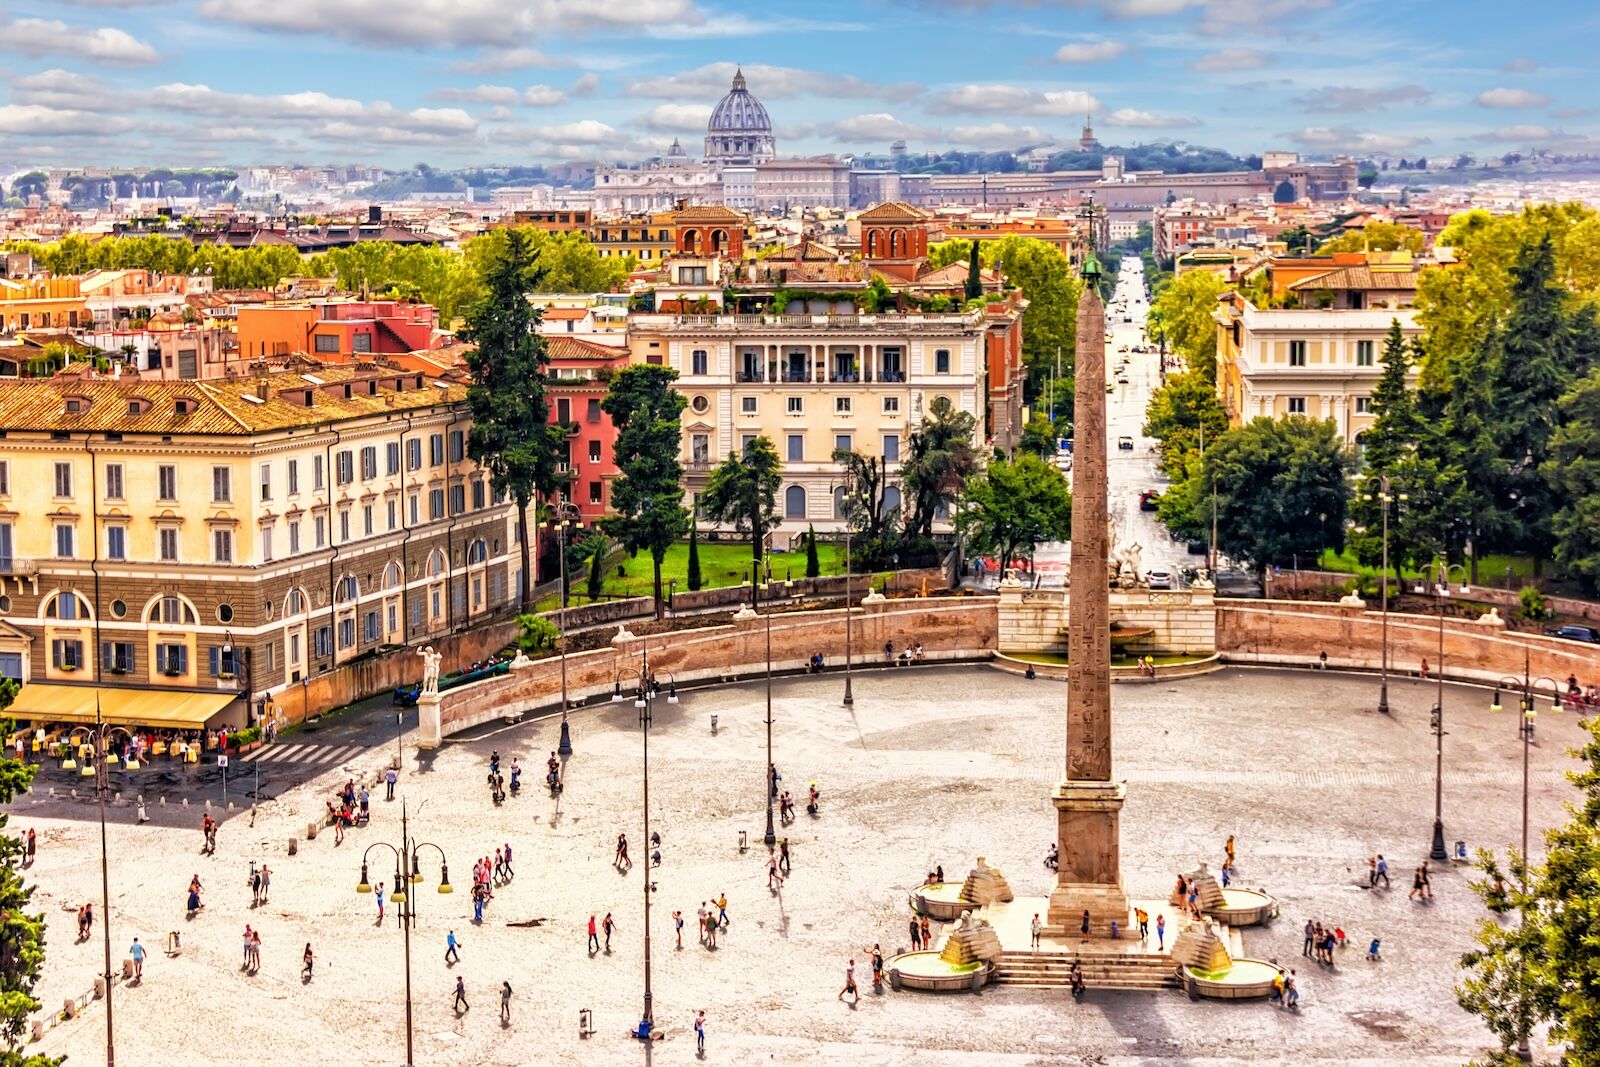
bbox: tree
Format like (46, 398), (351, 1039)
(805, 524), (820, 578)
(900, 396), (979, 538)
(834, 448), (899, 569)
(1544, 367), (1600, 594)
(0, 679), (52, 1066)
(964, 239), (983, 301)
(601, 364), (690, 618)
(1348, 321), (1423, 575)
(1317, 221), (1425, 255)
(1142, 369), (1227, 479)
(586, 534), (609, 600)
(1420, 331), (1511, 580)
(699, 437), (781, 604)
(686, 520), (703, 591)
(1018, 415), (1060, 458)
(1202, 417), (1350, 571)
(956, 453), (1072, 571)
(460, 228), (560, 609)
(1148, 269), (1229, 381)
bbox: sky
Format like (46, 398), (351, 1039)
(0, 0), (1596, 170)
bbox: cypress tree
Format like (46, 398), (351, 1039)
(687, 520), (703, 591)
(586, 536), (607, 601)
(964, 240), (983, 301)
(805, 523), (821, 578)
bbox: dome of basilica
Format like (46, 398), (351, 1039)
(704, 68), (776, 165)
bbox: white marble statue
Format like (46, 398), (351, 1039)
(419, 646), (441, 696)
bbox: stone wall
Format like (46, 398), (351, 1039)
(1262, 570), (1600, 625)
(437, 598), (998, 736)
(997, 585), (1218, 655)
(1216, 599), (1600, 685)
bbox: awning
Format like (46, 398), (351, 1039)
(6, 683), (237, 730)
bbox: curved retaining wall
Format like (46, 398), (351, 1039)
(439, 599), (999, 736)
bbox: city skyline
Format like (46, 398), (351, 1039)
(0, 0), (1595, 169)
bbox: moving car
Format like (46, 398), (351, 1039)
(1545, 624), (1600, 644)
(1213, 568), (1265, 598)
(1145, 570), (1174, 590)
(1117, 435), (1134, 450)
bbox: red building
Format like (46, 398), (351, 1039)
(547, 337), (631, 524)
(238, 299), (441, 361)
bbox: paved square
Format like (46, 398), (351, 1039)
(12, 664), (1581, 1065)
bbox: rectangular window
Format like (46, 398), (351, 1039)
(386, 442), (401, 476)
(691, 434), (710, 464)
(258, 463), (271, 501)
(157, 464), (176, 501)
(935, 349), (951, 374)
(834, 434), (852, 454)
(261, 526), (274, 562)
(740, 396), (757, 414)
(363, 504), (373, 536)
(1289, 340), (1307, 367)
(429, 434), (444, 466)
(313, 454), (325, 490)
(1287, 397), (1307, 414)
(787, 434), (804, 462)
(287, 459), (299, 495)
(588, 440), (601, 463)
(448, 431), (464, 463)
(472, 481), (485, 510)
(53, 639), (85, 670)
(407, 438), (422, 471)
(364, 611), (380, 643)
(207, 645), (239, 678)
(587, 398), (601, 422)
(315, 515), (326, 548)
(589, 480), (603, 504)
(106, 526), (126, 560)
(314, 334), (339, 353)
(409, 494), (420, 525)
(691, 349), (708, 375)
(835, 397), (852, 415)
(429, 489), (445, 520)
(313, 626), (333, 658)
(1356, 340), (1375, 367)
(787, 396), (803, 415)
(883, 434), (900, 462)
(335, 450), (354, 485)
(339, 510), (350, 542)
(338, 617), (355, 649)
(212, 466), (231, 503)
(55, 524), (75, 559)
(0, 460), (8, 495)
(1355, 396), (1373, 414)
(289, 632), (302, 664)
(289, 521), (301, 554)
(159, 527), (178, 561)
(449, 484), (465, 515)
(557, 398), (571, 424)
(53, 462), (72, 498)
(101, 642), (134, 673)
(883, 396), (900, 414)
(352, 332), (372, 354)
(360, 446), (377, 480)
(387, 499), (398, 530)
(155, 643), (187, 675)
(741, 433), (757, 450)
(213, 528), (233, 563)
(104, 463), (124, 501)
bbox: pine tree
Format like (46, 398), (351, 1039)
(805, 523), (820, 578)
(1543, 367), (1600, 594)
(0, 682), (51, 1062)
(600, 364), (690, 619)
(1349, 320), (1420, 578)
(686, 520), (703, 592)
(964, 240), (983, 301)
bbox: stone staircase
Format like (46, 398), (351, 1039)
(992, 948), (1179, 991)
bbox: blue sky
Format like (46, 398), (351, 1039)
(0, 0), (1595, 169)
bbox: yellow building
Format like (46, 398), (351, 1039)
(589, 212), (677, 263)
(0, 276), (89, 334)
(0, 363), (518, 727)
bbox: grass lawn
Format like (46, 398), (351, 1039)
(1315, 547), (1536, 585)
(551, 540), (848, 606)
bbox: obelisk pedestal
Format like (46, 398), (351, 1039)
(1046, 235), (1130, 935)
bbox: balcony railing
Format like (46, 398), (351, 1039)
(0, 557), (39, 577)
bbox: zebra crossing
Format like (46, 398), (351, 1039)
(239, 742), (368, 767)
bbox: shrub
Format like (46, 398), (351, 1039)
(515, 613), (560, 653)
(1517, 585), (1552, 621)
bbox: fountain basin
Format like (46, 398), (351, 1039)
(888, 951), (991, 992)
(1205, 888), (1278, 927)
(1182, 957), (1280, 1000)
(908, 882), (967, 921)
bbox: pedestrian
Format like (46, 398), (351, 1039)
(1270, 967), (1285, 1004)
(129, 938), (145, 982)
(249, 929), (261, 972)
(1367, 856), (1378, 887)
(259, 864), (270, 903)
(494, 848), (504, 883)
(838, 958), (858, 1002)
(500, 980), (512, 1023)
(1156, 913), (1166, 950)
(251, 867), (263, 906)
(779, 837), (790, 875)
(697, 904), (708, 945)
(241, 925), (254, 969)
(674, 910), (684, 949)
(1136, 907), (1149, 941)
(588, 915), (600, 954)
(301, 943), (314, 981)
(376, 882), (385, 921)
(871, 943), (884, 986)
(359, 786), (369, 819)
(705, 909), (718, 949)
(1376, 855), (1390, 887)
(1225, 834), (1236, 867)
(1285, 969), (1300, 1010)
(909, 915), (922, 950)
(1409, 866), (1425, 901)
(385, 767), (397, 801)
(768, 853), (783, 890)
(453, 976), (468, 1013)
(1030, 913), (1041, 949)
(1421, 861), (1434, 900)
(716, 893), (729, 928)
(615, 833), (630, 869)
(1420, 657), (1429, 679)
(919, 914), (931, 949)
(603, 912), (617, 952)
(187, 874), (204, 916)
(25, 828), (35, 863)
(1221, 862), (1231, 889)
(1303, 920), (1315, 957)
(1080, 909), (1090, 940)
(446, 929), (460, 963)
(695, 1009), (706, 1053)
(502, 842), (513, 879)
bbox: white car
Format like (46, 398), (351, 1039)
(1146, 570), (1174, 590)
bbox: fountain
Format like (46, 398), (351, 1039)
(889, 909), (1002, 992)
(1169, 917), (1280, 999)
(1174, 863), (1278, 927)
(909, 856), (1013, 921)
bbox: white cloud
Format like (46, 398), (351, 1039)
(1551, 107), (1591, 120)
(1500, 57), (1540, 73)
(1477, 125), (1552, 141)
(429, 85), (522, 106)
(641, 103), (713, 133)
(532, 119), (628, 145)
(149, 83), (366, 121)
(1190, 47), (1270, 72)
(928, 84), (1099, 117)
(310, 121), (474, 146)
(146, 83), (477, 141)
(1477, 87), (1549, 109)
(0, 16), (160, 64)
(1292, 85), (1432, 112)
(948, 123), (1047, 148)
(644, 13), (865, 38)
(1053, 40), (1127, 62)
(1104, 107), (1200, 128)
(10, 69), (112, 111)
(523, 85), (567, 107)
(569, 73), (601, 97)
(823, 113), (935, 143)
(451, 47), (572, 74)
(1289, 126), (1427, 152)
(196, 0), (699, 47)
(627, 62), (921, 102)
(0, 105), (134, 136)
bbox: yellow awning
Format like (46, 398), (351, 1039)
(6, 683), (237, 730)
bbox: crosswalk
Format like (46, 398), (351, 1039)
(239, 742), (368, 767)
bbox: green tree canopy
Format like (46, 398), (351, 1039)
(699, 436), (782, 599)
(1202, 416), (1350, 571)
(1316, 221), (1425, 254)
(0, 679), (52, 1066)
(956, 453), (1072, 571)
(900, 396), (979, 539)
(600, 364), (690, 617)
(1142, 369), (1227, 480)
(1148, 269), (1229, 382)
(1544, 366), (1600, 593)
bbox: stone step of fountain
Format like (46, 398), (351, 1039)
(993, 950), (1180, 991)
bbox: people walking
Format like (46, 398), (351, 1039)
(251, 866), (263, 906)
(25, 828), (35, 864)
(716, 893), (729, 928)
(502, 842), (513, 879)
(674, 910), (684, 949)
(615, 833), (631, 869)
(1409, 866), (1425, 901)
(1030, 913), (1042, 949)
(453, 976), (468, 1013)
(1080, 909), (1090, 940)
(779, 838), (790, 875)
(301, 943), (314, 981)
(870, 944), (884, 986)
(838, 958), (858, 1002)
(1367, 856), (1378, 887)
(920, 914), (930, 949)
(385, 767), (397, 801)
(603, 912), (617, 952)
(129, 938), (145, 982)
(1136, 908), (1149, 941)
(1303, 920), (1315, 957)
(695, 1010), (706, 1053)
(241, 925), (253, 969)
(768, 853), (783, 890)
(259, 864), (270, 903)
(500, 981), (512, 1023)
(249, 929), (261, 972)
(588, 915), (599, 954)
(1376, 855), (1390, 888)
(1421, 861), (1434, 900)
(909, 916), (922, 950)
(1156, 913), (1166, 950)
(445, 929), (460, 963)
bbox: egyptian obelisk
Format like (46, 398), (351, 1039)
(1046, 232), (1130, 934)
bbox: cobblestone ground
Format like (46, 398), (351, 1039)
(12, 664), (1583, 1066)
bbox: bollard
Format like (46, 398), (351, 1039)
(115, 792), (122, 803)
(181, 797), (189, 807)
(48, 788), (55, 798)
(159, 796), (166, 805)
(70, 789), (78, 798)
(306, 822), (317, 840)
(121, 959), (134, 979)
(167, 931), (181, 954)
(288, 838), (298, 856)
(578, 1008), (593, 1037)
(62, 998), (76, 1020)
(93, 977), (105, 999)
(204, 800), (211, 813)
(31, 1019), (44, 1042)
(710, 714), (718, 734)
(226, 802), (234, 811)
(738, 829), (748, 853)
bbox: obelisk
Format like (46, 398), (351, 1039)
(1046, 238), (1130, 934)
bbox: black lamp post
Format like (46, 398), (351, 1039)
(615, 649), (675, 1028)
(556, 502), (581, 757)
(1377, 475), (1403, 716)
(1428, 560), (1469, 861)
(89, 696), (117, 1067)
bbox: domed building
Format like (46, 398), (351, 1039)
(704, 68), (776, 165)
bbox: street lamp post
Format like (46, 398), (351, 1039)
(1377, 476), (1393, 715)
(843, 515), (854, 708)
(556, 502), (580, 757)
(614, 650), (673, 1030)
(1428, 559), (1469, 861)
(91, 696), (116, 1067)
(1489, 658), (1559, 1063)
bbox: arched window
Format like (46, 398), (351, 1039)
(335, 575), (359, 603)
(882, 486), (902, 517)
(680, 228), (699, 252)
(833, 485), (848, 519)
(466, 538), (488, 565)
(711, 229), (727, 252)
(43, 591), (89, 621)
(145, 594), (196, 625)
(382, 562), (403, 589)
(285, 587), (307, 616)
(784, 485), (807, 519)
(426, 548), (447, 578)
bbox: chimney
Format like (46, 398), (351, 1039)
(256, 378), (269, 401)
(369, 205), (382, 224)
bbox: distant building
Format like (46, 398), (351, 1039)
(704, 69), (777, 166)
(1078, 115), (1101, 152)
(546, 337), (631, 525)
(237, 300), (441, 362)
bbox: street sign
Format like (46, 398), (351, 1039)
(218, 755), (229, 768)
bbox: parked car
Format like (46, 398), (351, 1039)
(1213, 568), (1264, 598)
(1146, 570), (1174, 590)
(1117, 435), (1134, 450)
(1545, 624), (1600, 644)
(1139, 490), (1160, 512)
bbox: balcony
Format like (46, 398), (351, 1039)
(0, 557), (39, 577)
(736, 371), (765, 383)
(559, 420), (581, 437)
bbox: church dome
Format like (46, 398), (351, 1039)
(704, 68), (776, 165)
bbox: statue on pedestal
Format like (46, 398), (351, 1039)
(418, 646), (441, 696)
